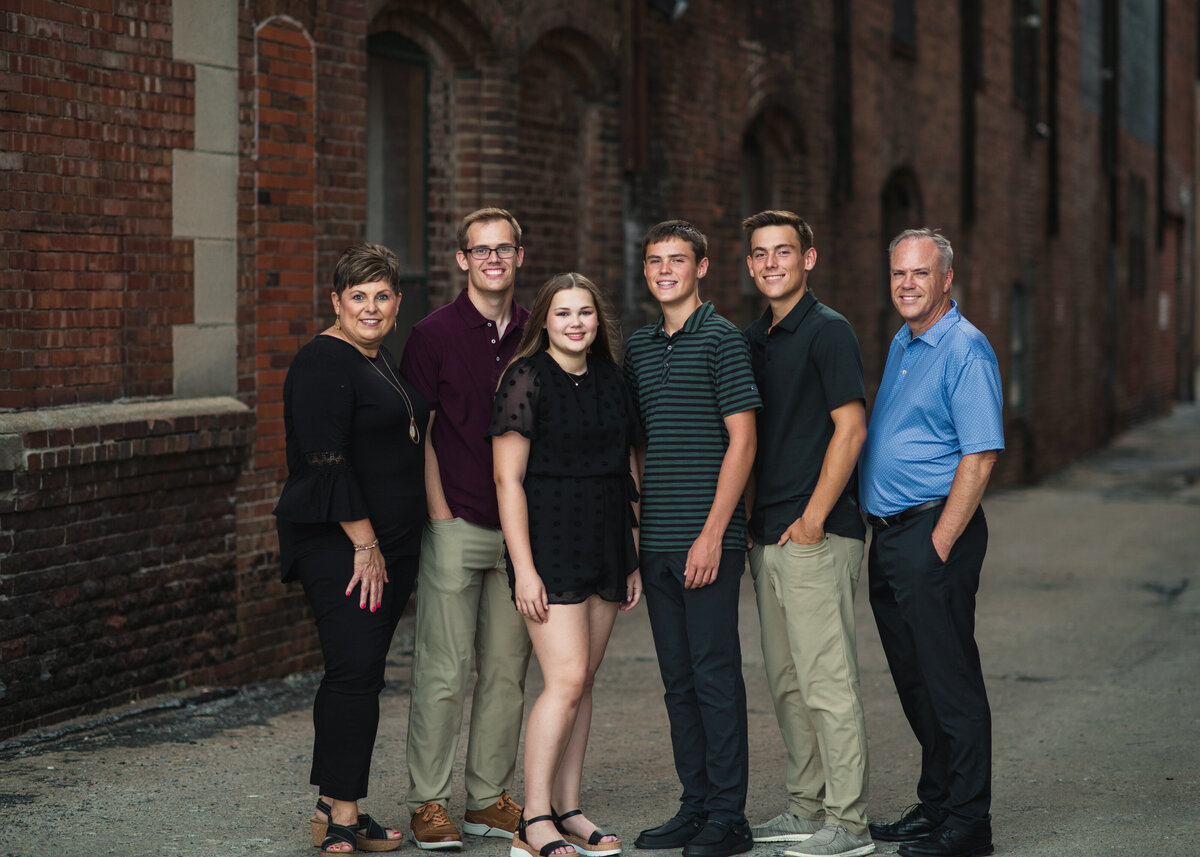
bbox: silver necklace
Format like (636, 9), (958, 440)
(363, 352), (420, 444)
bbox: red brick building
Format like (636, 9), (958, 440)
(1, 0), (1196, 737)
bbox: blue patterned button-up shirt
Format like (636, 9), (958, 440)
(860, 302), (1004, 517)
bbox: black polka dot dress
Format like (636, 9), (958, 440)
(489, 350), (643, 603)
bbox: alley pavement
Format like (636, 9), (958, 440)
(2, 393), (1198, 856)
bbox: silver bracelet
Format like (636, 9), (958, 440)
(353, 538), (379, 552)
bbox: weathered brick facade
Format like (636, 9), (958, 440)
(1, 0), (1196, 737)
(0, 400), (254, 732)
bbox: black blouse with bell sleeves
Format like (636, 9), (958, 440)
(273, 334), (429, 581)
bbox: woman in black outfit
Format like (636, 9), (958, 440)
(492, 273), (643, 857)
(274, 243), (427, 854)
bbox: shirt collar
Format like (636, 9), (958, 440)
(899, 300), (961, 348)
(451, 287), (529, 332)
(768, 290), (817, 335)
(654, 300), (715, 338)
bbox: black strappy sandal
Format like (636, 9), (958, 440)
(511, 814), (577, 857)
(310, 798), (402, 852)
(320, 821), (358, 854)
(553, 809), (622, 857)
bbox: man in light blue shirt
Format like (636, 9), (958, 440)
(860, 229), (1003, 857)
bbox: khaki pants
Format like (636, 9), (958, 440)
(405, 518), (532, 813)
(748, 534), (869, 833)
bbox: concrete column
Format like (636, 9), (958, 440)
(172, 0), (239, 397)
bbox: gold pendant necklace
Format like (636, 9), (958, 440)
(565, 368), (588, 387)
(363, 352), (421, 444)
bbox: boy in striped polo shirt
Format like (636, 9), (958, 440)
(625, 220), (761, 857)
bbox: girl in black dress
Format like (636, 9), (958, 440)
(492, 273), (643, 857)
(274, 244), (426, 854)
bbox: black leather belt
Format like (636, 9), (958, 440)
(865, 498), (946, 529)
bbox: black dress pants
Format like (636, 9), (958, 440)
(641, 549), (749, 824)
(868, 505), (991, 830)
(297, 550), (418, 801)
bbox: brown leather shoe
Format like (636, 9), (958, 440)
(463, 792), (523, 839)
(410, 802), (463, 851)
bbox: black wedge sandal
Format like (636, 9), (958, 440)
(512, 814), (577, 857)
(310, 798), (402, 852)
(553, 809), (622, 857)
(320, 821), (358, 854)
(353, 815), (404, 852)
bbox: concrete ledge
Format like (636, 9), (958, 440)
(0, 397), (254, 510)
(0, 397), (249, 438)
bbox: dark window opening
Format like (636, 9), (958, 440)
(961, 0), (982, 225)
(1127, 174), (1148, 296)
(1046, 0), (1060, 234)
(893, 0), (917, 56)
(1012, 0), (1043, 135)
(367, 32), (429, 354)
(740, 110), (802, 329)
(878, 169), (924, 379)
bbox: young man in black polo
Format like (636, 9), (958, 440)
(742, 211), (874, 857)
(624, 220), (760, 857)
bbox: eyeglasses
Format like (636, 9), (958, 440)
(464, 244), (518, 261)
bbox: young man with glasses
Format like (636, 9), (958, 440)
(624, 220), (760, 857)
(399, 208), (533, 850)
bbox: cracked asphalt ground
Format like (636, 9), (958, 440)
(2, 393), (1198, 857)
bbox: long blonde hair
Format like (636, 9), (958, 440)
(509, 272), (619, 368)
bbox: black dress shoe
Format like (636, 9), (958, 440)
(634, 813), (705, 849)
(869, 804), (944, 842)
(681, 819), (752, 857)
(897, 823), (993, 857)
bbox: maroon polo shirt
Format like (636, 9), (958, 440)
(400, 288), (529, 529)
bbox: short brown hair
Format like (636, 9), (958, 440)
(333, 243), (401, 295)
(641, 220), (707, 262)
(457, 208), (523, 250)
(741, 210), (814, 253)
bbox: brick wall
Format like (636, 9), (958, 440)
(0, 3), (194, 410)
(225, 14), (325, 687)
(0, 401), (253, 738)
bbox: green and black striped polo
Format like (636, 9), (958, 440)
(623, 301), (761, 552)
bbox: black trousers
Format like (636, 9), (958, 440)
(868, 505), (991, 830)
(641, 549), (748, 824)
(297, 550), (418, 801)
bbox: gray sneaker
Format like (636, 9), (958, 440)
(750, 812), (824, 842)
(783, 824), (875, 857)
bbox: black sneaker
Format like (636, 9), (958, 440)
(635, 813), (706, 850)
(681, 819), (753, 857)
